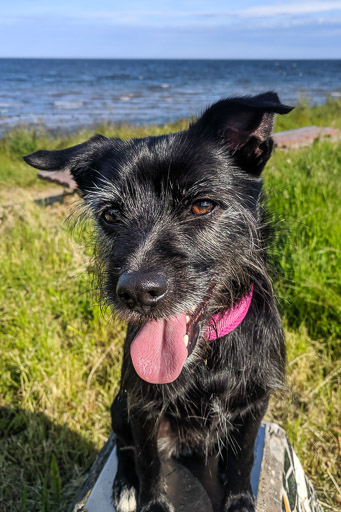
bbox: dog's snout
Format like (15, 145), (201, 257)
(116, 271), (168, 309)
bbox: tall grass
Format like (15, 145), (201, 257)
(0, 101), (340, 511)
(265, 141), (341, 510)
(0, 201), (125, 510)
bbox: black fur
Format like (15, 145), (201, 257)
(24, 92), (293, 512)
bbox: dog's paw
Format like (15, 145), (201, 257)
(225, 493), (255, 512)
(139, 496), (174, 512)
(113, 479), (137, 512)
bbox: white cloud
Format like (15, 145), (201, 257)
(78, 1), (341, 25)
(240, 1), (341, 17)
(7, 2), (341, 30)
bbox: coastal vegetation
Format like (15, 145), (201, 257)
(0, 99), (340, 511)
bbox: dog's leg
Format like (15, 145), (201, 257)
(130, 411), (174, 512)
(221, 400), (268, 512)
(112, 391), (173, 512)
(112, 391), (139, 512)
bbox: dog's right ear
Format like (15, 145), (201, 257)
(23, 134), (112, 191)
(191, 92), (293, 175)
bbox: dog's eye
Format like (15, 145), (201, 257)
(191, 200), (215, 216)
(101, 207), (120, 225)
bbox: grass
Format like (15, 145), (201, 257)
(0, 202), (125, 511)
(0, 100), (340, 511)
(274, 95), (341, 132)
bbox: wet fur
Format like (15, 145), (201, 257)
(23, 92), (293, 512)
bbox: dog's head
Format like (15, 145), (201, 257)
(24, 92), (292, 385)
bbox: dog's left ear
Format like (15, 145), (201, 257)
(192, 92), (293, 175)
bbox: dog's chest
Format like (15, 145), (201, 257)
(157, 395), (233, 459)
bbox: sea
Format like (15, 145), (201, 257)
(0, 59), (340, 133)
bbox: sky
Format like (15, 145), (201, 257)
(1, 0), (341, 59)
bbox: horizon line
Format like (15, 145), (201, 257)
(0, 56), (340, 60)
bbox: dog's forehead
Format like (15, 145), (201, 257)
(100, 132), (234, 195)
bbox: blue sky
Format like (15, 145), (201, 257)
(1, 0), (341, 58)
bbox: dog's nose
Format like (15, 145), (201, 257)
(116, 271), (168, 309)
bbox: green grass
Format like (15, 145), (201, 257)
(0, 202), (125, 510)
(274, 95), (341, 131)
(0, 101), (340, 511)
(266, 140), (341, 341)
(264, 142), (341, 510)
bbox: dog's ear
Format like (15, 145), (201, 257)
(23, 134), (112, 191)
(192, 92), (293, 175)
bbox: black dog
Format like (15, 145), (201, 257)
(24, 92), (292, 512)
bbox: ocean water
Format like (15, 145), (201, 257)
(0, 59), (340, 133)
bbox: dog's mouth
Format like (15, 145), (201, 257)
(130, 288), (214, 385)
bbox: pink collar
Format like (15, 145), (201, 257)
(204, 285), (254, 340)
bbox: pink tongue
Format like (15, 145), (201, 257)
(130, 315), (188, 384)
